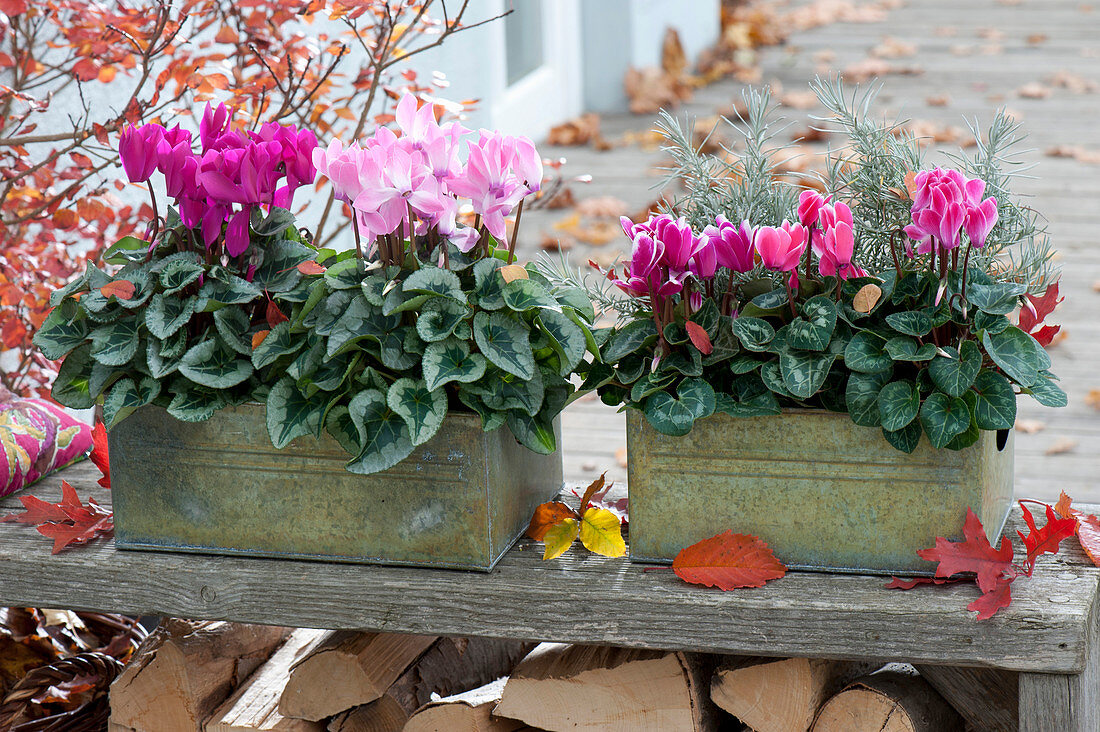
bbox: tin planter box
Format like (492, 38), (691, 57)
(626, 409), (1013, 574)
(108, 405), (563, 571)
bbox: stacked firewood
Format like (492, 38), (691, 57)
(107, 621), (1008, 731)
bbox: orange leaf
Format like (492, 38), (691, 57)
(903, 171), (919, 198)
(673, 531), (787, 590)
(685, 321), (713, 355)
(251, 330), (270, 349)
(100, 280), (136, 300)
(578, 472), (606, 514)
(526, 501), (578, 541)
(297, 261), (326, 275)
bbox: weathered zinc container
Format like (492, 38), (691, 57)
(626, 409), (1014, 574)
(109, 405), (563, 571)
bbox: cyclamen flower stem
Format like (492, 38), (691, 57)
(889, 230), (904, 277)
(352, 220), (364, 260)
(722, 275), (735, 316)
(407, 203), (418, 259)
(507, 198), (524, 265)
(784, 278), (798, 318)
(144, 180), (161, 245)
(959, 244), (974, 318)
(803, 223), (815, 282)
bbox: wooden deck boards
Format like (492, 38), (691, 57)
(0, 461), (1096, 674)
(539, 0), (1100, 502)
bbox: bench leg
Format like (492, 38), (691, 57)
(1018, 597), (1100, 732)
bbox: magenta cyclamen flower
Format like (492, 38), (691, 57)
(704, 216), (756, 273)
(817, 221), (860, 280)
(119, 124), (166, 183)
(964, 196), (998, 248)
(797, 190), (831, 229)
(755, 222), (806, 273)
(905, 167), (996, 255)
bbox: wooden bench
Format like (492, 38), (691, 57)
(1, 460), (1097, 731)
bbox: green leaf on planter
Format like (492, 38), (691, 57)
(967, 281), (1026, 315)
(213, 306), (253, 356)
(945, 392), (980, 450)
(168, 384), (226, 422)
(146, 293), (195, 340)
(761, 361), (791, 397)
(613, 354), (647, 385)
(885, 310), (933, 337)
(387, 378), (447, 446)
(552, 285), (596, 323)
(423, 338), (488, 391)
(34, 303), (88, 360)
(89, 318), (140, 366)
(403, 266), (466, 303)
(346, 389), (415, 474)
(538, 310), (586, 377)
(325, 406), (361, 456)
(657, 347), (703, 378)
(729, 354), (762, 374)
(920, 391), (972, 448)
(472, 257), (505, 310)
(974, 310), (1010, 335)
(179, 339), (253, 388)
(458, 388), (508, 433)
(145, 338), (178, 379)
(199, 272), (263, 309)
(301, 352), (358, 394)
(928, 340), (981, 397)
(51, 344), (95, 409)
(479, 368), (545, 417)
(502, 278), (558, 312)
(970, 370), (1017, 430)
(718, 374), (782, 417)
(885, 337), (936, 362)
(780, 350), (836, 399)
(982, 326), (1045, 387)
(630, 371), (677, 402)
(102, 235), (149, 265)
(323, 258), (365, 290)
(732, 316), (775, 352)
(844, 331), (892, 374)
(326, 296), (398, 358)
(602, 319), (658, 363)
(506, 410), (557, 454)
(878, 380), (920, 431)
(643, 378), (715, 436)
(266, 377), (325, 448)
(740, 288), (788, 318)
(787, 295), (837, 350)
(882, 421), (922, 454)
(158, 328), (187, 359)
(415, 298), (468, 342)
(1024, 376), (1068, 408)
(378, 327), (420, 371)
(158, 258), (205, 295)
(103, 376), (160, 427)
(252, 321), (303, 369)
(473, 311), (535, 379)
(846, 370), (892, 427)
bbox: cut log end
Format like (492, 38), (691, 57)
(811, 668), (965, 732)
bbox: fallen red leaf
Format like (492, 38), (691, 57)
(968, 580), (1013, 620)
(266, 300), (289, 327)
(2, 481), (114, 553)
(1017, 501), (1076, 574)
(525, 501), (578, 541)
(672, 530), (787, 590)
(297, 261), (326, 275)
(1054, 491), (1100, 567)
(884, 576), (965, 590)
(685, 320), (713, 355)
(99, 280), (135, 300)
(89, 421), (110, 489)
(916, 507), (1014, 592)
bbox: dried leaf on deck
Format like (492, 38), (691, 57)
(672, 531), (787, 590)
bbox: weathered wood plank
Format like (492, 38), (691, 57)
(0, 461), (1096, 674)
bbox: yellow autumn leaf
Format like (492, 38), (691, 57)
(542, 518), (579, 560)
(579, 507), (626, 558)
(499, 263), (529, 283)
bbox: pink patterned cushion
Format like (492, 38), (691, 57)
(1, 387), (92, 496)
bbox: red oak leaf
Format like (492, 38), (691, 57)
(1018, 281), (1062, 333)
(968, 580), (1013, 620)
(884, 576), (965, 590)
(1054, 491), (1100, 567)
(916, 507), (1013, 593)
(673, 531), (787, 590)
(1029, 324), (1061, 348)
(1, 481), (114, 553)
(685, 320), (713, 355)
(89, 421), (110, 489)
(1017, 501), (1076, 574)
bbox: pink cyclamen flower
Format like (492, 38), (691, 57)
(964, 195), (999, 248)
(119, 124), (166, 183)
(199, 102), (234, 151)
(652, 216), (707, 274)
(797, 190), (832, 228)
(755, 222), (807, 273)
(703, 215), (756, 273)
(818, 221), (859, 280)
(905, 167), (990, 254)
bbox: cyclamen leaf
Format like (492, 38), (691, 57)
(982, 327), (1045, 387)
(844, 331), (892, 374)
(501, 278), (558, 312)
(386, 378), (447, 446)
(877, 381), (919, 431)
(919, 392), (971, 449)
(928, 340), (981, 397)
(885, 311), (933, 337)
(146, 293), (194, 339)
(179, 340), (253, 389)
(916, 507), (1014, 593)
(422, 339), (487, 392)
(89, 319), (140, 367)
(673, 531), (787, 590)
(971, 370), (1017, 430)
(403, 266), (466, 302)
(538, 310), (587, 376)
(579, 507), (626, 557)
(346, 389), (414, 475)
(473, 311), (535, 380)
(601, 319), (658, 363)
(34, 304), (88, 360)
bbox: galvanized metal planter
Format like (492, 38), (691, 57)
(109, 405), (563, 571)
(626, 409), (1014, 574)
